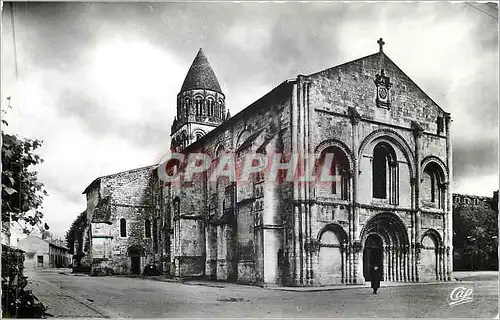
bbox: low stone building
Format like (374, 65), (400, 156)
(82, 166), (163, 275)
(18, 235), (71, 269)
(452, 193), (494, 207)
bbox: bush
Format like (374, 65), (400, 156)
(1, 245), (49, 318)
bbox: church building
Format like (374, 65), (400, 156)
(84, 39), (453, 286)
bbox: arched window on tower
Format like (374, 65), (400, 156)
(215, 104), (219, 119)
(207, 98), (215, 117)
(372, 142), (398, 204)
(120, 218), (127, 237)
(184, 98), (191, 116)
(195, 97), (203, 116)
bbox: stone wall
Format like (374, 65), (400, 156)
(86, 166), (160, 275)
(281, 49), (451, 286)
(164, 82), (293, 285)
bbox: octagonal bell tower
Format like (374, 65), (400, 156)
(170, 49), (227, 152)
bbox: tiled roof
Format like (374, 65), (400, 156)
(180, 48), (222, 93)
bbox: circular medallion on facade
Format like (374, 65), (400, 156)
(379, 87), (388, 99)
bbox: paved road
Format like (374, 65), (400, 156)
(26, 269), (498, 318)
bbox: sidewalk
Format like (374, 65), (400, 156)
(118, 273), (470, 292)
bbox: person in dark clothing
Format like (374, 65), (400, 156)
(370, 265), (382, 294)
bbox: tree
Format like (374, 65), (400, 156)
(1, 100), (49, 235)
(65, 211), (87, 255)
(453, 198), (498, 270)
(489, 190), (498, 213)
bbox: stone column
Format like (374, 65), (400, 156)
(382, 245), (388, 281)
(303, 80), (314, 286)
(440, 246), (445, 281)
(290, 79), (301, 286)
(445, 113), (453, 281)
(348, 107), (362, 284)
(412, 121), (424, 282)
(404, 245), (409, 281)
(397, 247), (401, 282)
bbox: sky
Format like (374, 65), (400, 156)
(1, 2), (498, 239)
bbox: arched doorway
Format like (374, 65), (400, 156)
(360, 212), (410, 282)
(363, 234), (383, 281)
(127, 245), (144, 275)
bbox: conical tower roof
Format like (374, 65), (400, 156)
(180, 48), (222, 93)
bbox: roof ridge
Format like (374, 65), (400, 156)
(82, 164), (158, 194)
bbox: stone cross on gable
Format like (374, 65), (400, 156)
(377, 38), (385, 52)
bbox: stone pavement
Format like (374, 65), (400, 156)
(28, 268), (498, 318)
(26, 270), (113, 318)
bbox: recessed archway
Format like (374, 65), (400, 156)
(127, 245), (144, 275)
(360, 212), (410, 282)
(363, 234), (383, 281)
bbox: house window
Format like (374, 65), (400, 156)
(145, 219), (151, 238)
(37, 255), (43, 264)
(372, 143), (398, 204)
(120, 218), (127, 237)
